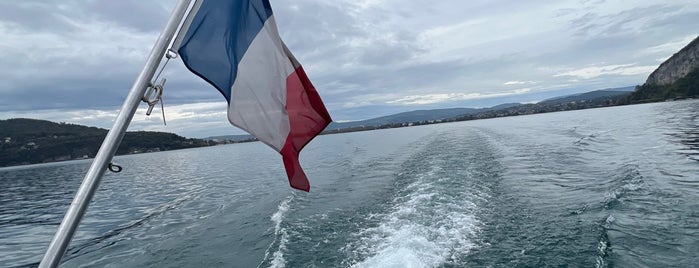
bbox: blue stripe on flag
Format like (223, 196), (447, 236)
(178, 0), (273, 102)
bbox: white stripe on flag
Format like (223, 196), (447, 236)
(228, 15), (293, 151)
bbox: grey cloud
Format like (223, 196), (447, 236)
(579, 0), (607, 5)
(274, 1), (365, 53)
(0, 0), (168, 34)
(356, 33), (426, 66)
(0, 2), (75, 33)
(1, 0), (697, 136)
(646, 10), (699, 37)
(84, 0), (170, 32)
(569, 4), (685, 39)
(0, 77), (134, 112)
(0, 59), (221, 112)
(544, 3), (698, 73)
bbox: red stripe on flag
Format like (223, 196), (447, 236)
(280, 66), (332, 191)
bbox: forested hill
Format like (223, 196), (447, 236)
(0, 118), (210, 167)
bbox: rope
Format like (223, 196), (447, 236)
(142, 49), (178, 125)
(160, 93), (167, 126)
(153, 59), (170, 84)
(154, 49), (179, 82)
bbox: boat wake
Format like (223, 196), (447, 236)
(345, 167), (481, 267)
(340, 132), (495, 267)
(258, 195), (294, 268)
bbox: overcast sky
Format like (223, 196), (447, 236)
(1, 0), (697, 138)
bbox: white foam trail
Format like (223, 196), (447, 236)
(596, 214), (615, 268)
(258, 195), (293, 268)
(348, 166), (481, 267)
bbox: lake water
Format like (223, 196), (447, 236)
(2, 100), (699, 267)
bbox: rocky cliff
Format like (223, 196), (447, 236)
(646, 36), (699, 86)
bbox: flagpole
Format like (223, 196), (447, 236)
(38, 0), (192, 267)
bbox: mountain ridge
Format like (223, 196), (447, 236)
(207, 86), (635, 141)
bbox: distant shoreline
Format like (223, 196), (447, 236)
(2, 97), (696, 170)
(321, 96), (696, 136)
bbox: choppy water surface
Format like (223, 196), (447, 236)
(2, 100), (699, 267)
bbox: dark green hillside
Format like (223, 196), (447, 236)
(1, 118), (105, 137)
(0, 118), (210, 167)
(540, 88), (634, 105)
(118, 131), (208, 154)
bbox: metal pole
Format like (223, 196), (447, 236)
(39, 0), (192, 267)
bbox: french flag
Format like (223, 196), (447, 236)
(176, 0), (332, 191)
